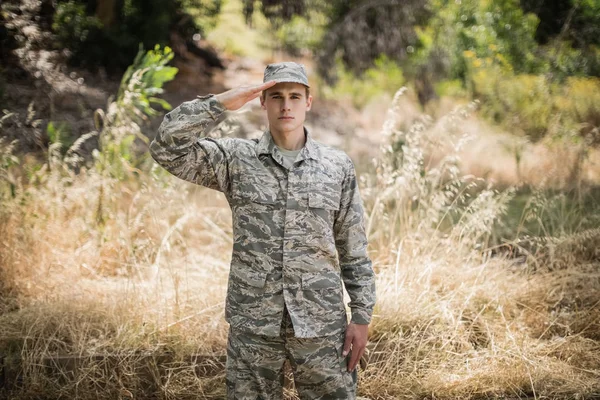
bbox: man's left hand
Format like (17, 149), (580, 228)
(342, 322), (369, 372)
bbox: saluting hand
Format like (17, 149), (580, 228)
(215, 81), (277, 111)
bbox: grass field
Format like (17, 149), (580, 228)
(1, 86), (599, 399)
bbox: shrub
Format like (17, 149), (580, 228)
(273, 14), (324, 56)
(52, 0), (221, 73)
(471, 66), (600, 143)
(92, 45), (178, 182)
(420, 0), (544, 84)
(52, 1), (103, 63)
(556, 77), (600, 145)
(471, 67), (554, 140)
(545, 40), (600, 79)
(324, 55), (405, 109)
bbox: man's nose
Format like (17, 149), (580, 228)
(281, 99), (291, 111)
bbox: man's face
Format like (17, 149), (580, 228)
(260, 82), (312, 135)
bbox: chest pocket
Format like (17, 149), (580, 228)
(307, 183), (342, 211)
(230, 156), (284, 205)
(231, 168), (283, 205)
(233, 181), (280, 205)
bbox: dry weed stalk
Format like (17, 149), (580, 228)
(0, 85), (598, 398)
(358, 88), (600, 399)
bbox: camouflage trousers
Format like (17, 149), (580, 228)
(226, 306), (357, 399)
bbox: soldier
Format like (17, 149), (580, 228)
(149, 61), (376, 399)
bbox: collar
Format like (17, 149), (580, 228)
(256, 127), (320, 162)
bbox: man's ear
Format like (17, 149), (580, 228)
(260, 94), (266, 110)
(306, 94), (313, 111)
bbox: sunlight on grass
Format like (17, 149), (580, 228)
(1, 42), (600, 399)
(204, 0), (273, 60)
(1, 85), (599, 398)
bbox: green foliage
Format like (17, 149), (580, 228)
(521, 0), (600, 50)
(471, 65), (600, 143)
(94, 45), (178, 181)
(182, 0), (223, 32)
(316, 0), (430, 82)
(13, 45), (178, 185)
(497, 186), (600, 259)
(117, 45), (179, 118)
(421, 0), (543, 82)
(324, 55), (405, 108)
(237, 0), (333, 57)
(273, 14), (325, 56)
(205, 0), (272, 58)
(417, 0), (599, 88)
(545, 40), (600, 79)
(471, 68), (553, 140)
(434, 79), (467, 98)
(242, 0), (309, 26)
(248, 0), (600, 112)
(52, 1), (103, 62)
(556, 77), (600, 144)
(52, 0), (221, 72)
(46, 121), (74, 156)
(407, 0), (600, 143)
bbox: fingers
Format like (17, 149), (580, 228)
(248, 92), (262, 102)
(260, 80), (277, 90)
(342, 330), (353, 357)
(347, 345), (361, 371)
(347, 343), (366, 372)
(246, 80), (276, 94)
(359, 347), (369, 370)
(236, 81), (275, 103)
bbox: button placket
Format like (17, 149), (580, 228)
(282, 170), (292, 291)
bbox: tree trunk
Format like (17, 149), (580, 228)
(95, 0), (117, 27)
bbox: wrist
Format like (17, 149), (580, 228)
(214, 93), (229, 110)
(350, 308), (372, 325)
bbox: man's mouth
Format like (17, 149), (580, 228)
(278, 116), (294, 120)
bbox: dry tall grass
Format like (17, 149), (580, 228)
(0, 87), (599, 399)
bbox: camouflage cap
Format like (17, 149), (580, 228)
(263, 62), (310, 88)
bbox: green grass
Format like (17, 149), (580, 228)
(494, 185), (600, 243)
(202, 0), (273, 60)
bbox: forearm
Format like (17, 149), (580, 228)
(150, 95), (226, 165)
(150, 80), (276, 167)
(149, 95), (230, 191)
(335, 158), (376, 325)
(341, 253), (376, 325)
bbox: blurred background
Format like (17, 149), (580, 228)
(0, 0), (599, 399)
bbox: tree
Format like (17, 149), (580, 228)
(520, 0), (600, 47)
(51, 0), (222, 73)
(95, 0), (117, 27)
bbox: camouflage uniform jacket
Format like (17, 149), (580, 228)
(149, 95), (376, 338)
